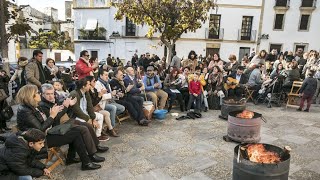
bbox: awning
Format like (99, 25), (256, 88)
(84, 19), (97, 31)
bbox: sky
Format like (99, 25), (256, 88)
(15, 0), (67, 20)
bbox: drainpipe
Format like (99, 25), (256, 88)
(256, 0), (266, 52)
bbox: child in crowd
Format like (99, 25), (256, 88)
(0, 128), (51, 179)
(297, 70), (318, 112)
(187, 73), (202, 113)
(52, 80), (69, 103)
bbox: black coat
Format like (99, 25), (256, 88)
(0, 134), (45, 179)
(228, 72), (248, 85)
(17, 104), (55, 132)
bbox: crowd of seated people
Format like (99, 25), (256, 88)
(1, 47), (320, 178)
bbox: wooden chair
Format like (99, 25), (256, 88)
(45, 147), (66, 172)
(286, 81), (303, 108)
(116, 110), (131, 124)
(245, 86), (255, 102)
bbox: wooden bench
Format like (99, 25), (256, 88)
(116, 110), (131, 124)
(286, 81), (303, 108)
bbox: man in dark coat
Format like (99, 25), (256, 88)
(226, 66), (248, 98)
(0, 129), (49, 180)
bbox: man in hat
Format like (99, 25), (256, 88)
(226, 66), (248, 98)
(143, 66), (168, 110)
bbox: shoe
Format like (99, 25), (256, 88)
(81, 162), (102, 170)
(96, 145), (109, 153)
(97, 135), (109, 142)
(89, 154), (105, 163)
(204, 107), (208, 112)
(296, 108), (302, 111)
(66, 157), (81, 165)
(109, 129), (119, 137)
(304, 109), (309, 112)
(138, 119), (149, 126)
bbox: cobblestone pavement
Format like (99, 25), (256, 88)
(7, 103), (320, 180)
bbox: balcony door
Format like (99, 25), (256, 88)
(241, 16), (253, 41)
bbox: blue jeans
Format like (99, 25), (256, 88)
(19, 175), (33, 180)
(105, 103), (125, 126)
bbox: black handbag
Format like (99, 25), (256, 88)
(0, 101), (13, 121)
(47, 123), (73, 135)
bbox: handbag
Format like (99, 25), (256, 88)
(0, 89), (8, 102)
(93, 104), (103, 112)
(47, 123), (72, 135)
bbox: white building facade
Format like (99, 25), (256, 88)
(73, 0), (263, 63)
(259, 0), (320, 53)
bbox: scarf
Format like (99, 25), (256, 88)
(98, 77), (112, 93)
(45, 65), (58, 75)
(36, 60), (46, 84)
(146, 74), (158, 86)
(80, 57), (94, 76)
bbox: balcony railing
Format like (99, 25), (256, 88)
(121, 26), (139, 37)
(237, 29), (257, 41)
(301, 0), (317, 7)
(274, 0), (290, 7)
(205, 28), (224, 40)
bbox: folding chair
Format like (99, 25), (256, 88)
(286, 81), (303, 108)
(45, 147), (66, 172)
(116, 110), (131, 124)
(245, 86), (255, 102)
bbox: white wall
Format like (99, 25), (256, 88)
(260, 0), (320, 52)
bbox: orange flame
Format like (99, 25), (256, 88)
(236, 110), (254, 119)
(246, 144), (281, 164)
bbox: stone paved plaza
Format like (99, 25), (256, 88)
(10, 103), (320, 180)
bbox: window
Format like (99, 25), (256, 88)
(274, 14), (284, 30)
(299, 15), (310, 30)
(93, 0), (106, 7)
(239, 47), (250, 62)
(275, 0), (288, 7)
(91, 51), (98, 59)
(294, 44), (308, 52)
(269, 44), (282, 53)
(240, 16), (253, 40)
(209, 14), (221, 39)
(301, 0), (314, 7)
(125, 17), (136, 36)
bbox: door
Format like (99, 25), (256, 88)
(269, 44), (282, 54)
(206, 48), (220, 57)
(91, 51), (98, 59)
(125, 42), (136, 64)
(239, 47), (250, 62)
(54, 53), (61, 62)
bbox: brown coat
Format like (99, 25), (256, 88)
(25, 59), (41, 87)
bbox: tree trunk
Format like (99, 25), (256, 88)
(166, 44), (173, 68)
(0, 0), (10, 74)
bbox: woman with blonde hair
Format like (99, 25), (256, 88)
(16, 84), (102, 171)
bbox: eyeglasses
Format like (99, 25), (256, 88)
(84, 55), (90, 57)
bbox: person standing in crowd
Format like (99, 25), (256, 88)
(110, 70), (149, 126)
(170, 51), (181, 69)
(182, 51), (198, 72)
(76, 50), (98, 80)
(43, 58), (59, 82)
(187, 73), (202, 113)
(250, 50), (267, 65)
(131, 54), (138, 68)
(179, 67), (190, 110)
(16, 84), (102, 171)
(0, 128), (50, 180)
(298, 52), (308, 78)
(143, 66), (168, 110)
(107, 54), (113, 66)
(95, 69), (126, 127)
(297, 70), (317, 112)
(10, 56), (28, 90)
(208, 53), (224, 72)
(25, 50), (46, 88)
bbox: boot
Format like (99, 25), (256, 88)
(109, 129), (119, 137)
